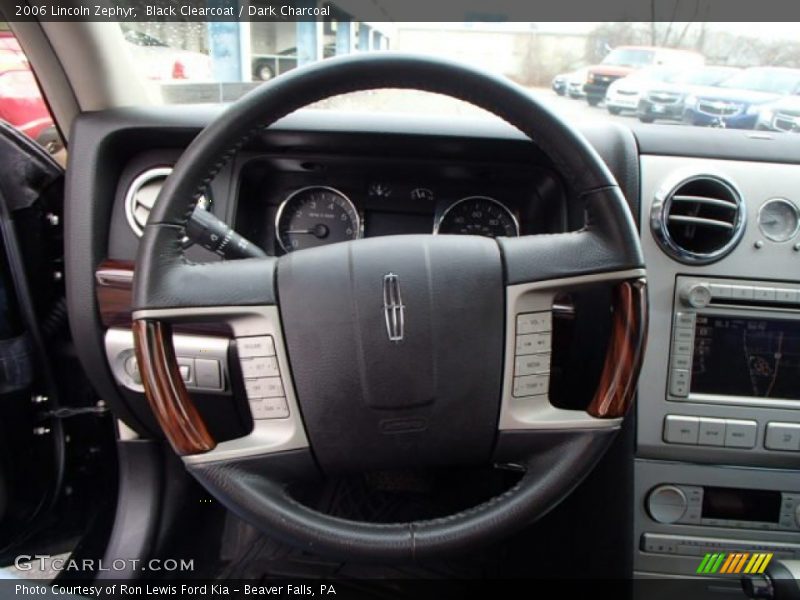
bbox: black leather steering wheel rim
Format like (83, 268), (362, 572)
(131, 54), (645, 562)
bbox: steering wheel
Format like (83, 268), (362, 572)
(131, 54), (647, 562)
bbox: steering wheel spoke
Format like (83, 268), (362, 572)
(498, 267), (647, 433)
(132, 302), (309, 461)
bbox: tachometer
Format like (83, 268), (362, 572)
(435, 196), (519, 238)
(276, 186), (362, 253)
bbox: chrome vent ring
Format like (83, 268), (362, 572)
(124, 167), (173, 237)
(651, 172), (746, 265)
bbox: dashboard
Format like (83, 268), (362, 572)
(65, 107), (800, 587)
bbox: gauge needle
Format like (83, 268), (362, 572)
(286, 224), (329, 239)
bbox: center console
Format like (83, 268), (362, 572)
(636, 155), (800, 586)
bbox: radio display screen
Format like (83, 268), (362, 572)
(692, 315), (800, 400)
(702, 486), (781, 523)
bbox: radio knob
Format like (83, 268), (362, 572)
(647, 485), (688, 524)
(682, 283), (712, 309)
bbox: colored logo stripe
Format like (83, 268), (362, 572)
(697, 553), (773, 575)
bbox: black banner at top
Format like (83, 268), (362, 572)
(4, 0), (800, 22)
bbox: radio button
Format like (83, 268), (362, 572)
(776, 289), (798, 303)
(669, 370), (690, 397)
(675, 312), (696, 328)
(673, 328), (694, 343)
(673, 341), (692, 356)
(710, 284), (732, 299)
(698, 418), (727, 447)
(664, 415), (699, 444)
(765, 422), (800, 452)
(672, 354), (691, 371)
(724, 419), (758, 448)
(754, 287), (777, 302)
(731, 285), (755, 300)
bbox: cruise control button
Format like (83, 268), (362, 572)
(244, 377), (284, 398)
(237, 336), (275, 358)
(663, 415), (699, 445)
(250, 397), (289, 420)
(514, 353), (550, 376)
(516, 312), (552, 335)
(195, 358), (222, 389)
(515, 333), (551, 355)
(725, 419), (757, 449)
(240, 356), (280, 379)
(512, 374), (549, 397)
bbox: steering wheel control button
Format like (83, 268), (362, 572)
(240, 356), (280, 379)
(244, 377), (284, 399)
(724, 419), (758, 448)
(514, 354), (551, 376)
(698, 418), (726, 447)
(237, 336), (276, 358)
(515, 332), (551, 355)
(516, 312), (552, 335)
(663, 415), (700, 445)
(512, 374), (549, 398)
(195, 359), (222, 390)
(249, 396), (289, 420)
(177, 357), (194, 385)
(764, 422), (800, 451)
(647, 485), (689, 524)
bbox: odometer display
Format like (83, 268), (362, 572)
(276, 186), (361, 253)
(435, 196), (519, 238)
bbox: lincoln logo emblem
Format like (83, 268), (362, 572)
(383, 273), (405, 342)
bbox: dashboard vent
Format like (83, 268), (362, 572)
(124, 167), (210, 237)
(651, 174), (745, 264)
(124, 167), (173, 237)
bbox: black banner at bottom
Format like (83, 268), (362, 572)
(0, 577), (751, 600)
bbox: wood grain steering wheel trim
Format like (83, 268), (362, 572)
(587, 278), (648, 419)
(132, 319), (216, 455)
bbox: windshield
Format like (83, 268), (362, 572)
(719, 68), (800, 94)
(30, 19), (800, 133)
(601, 48), (655, 68)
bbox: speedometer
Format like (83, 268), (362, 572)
(435, 196), (519, 238)
(276, 186), (362, 253)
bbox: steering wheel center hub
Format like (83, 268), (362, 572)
(277, 235), (504, 473)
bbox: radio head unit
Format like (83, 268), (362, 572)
(670, 276), (800, 408)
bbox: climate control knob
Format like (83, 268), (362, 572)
(647, 485), (688, 524)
